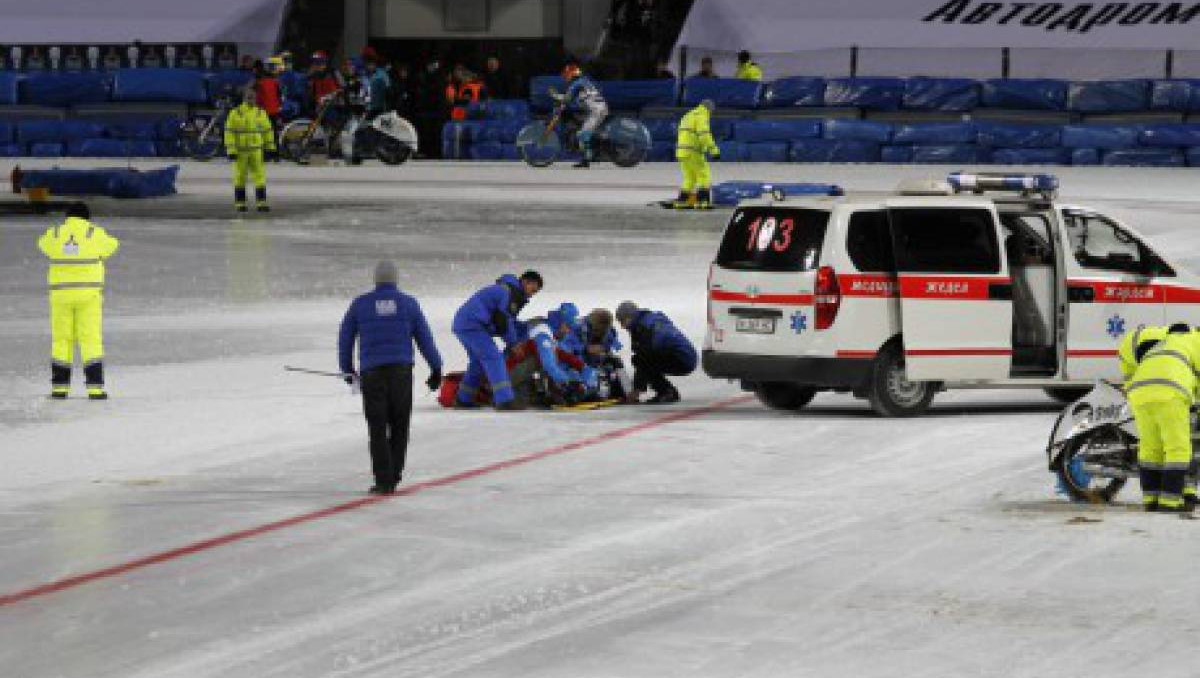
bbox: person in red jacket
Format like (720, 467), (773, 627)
(253, 60), (283, 129)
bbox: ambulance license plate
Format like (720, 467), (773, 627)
(735, 317), (776, 334)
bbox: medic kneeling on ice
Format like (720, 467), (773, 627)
(449, 271), (542, 411)
(506, 302), (598, 407)
(563, 307), (632, 401)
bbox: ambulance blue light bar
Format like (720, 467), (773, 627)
(946, 172), (1059, 196)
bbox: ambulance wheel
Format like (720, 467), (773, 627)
(867, 344), (934, 417)
(754, 383), (816, 411)
(1044, 387), (1092, 405)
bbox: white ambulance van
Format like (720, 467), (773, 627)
(703, 173), (1200, 416)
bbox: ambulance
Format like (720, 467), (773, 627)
(703, 173), (1200, 416)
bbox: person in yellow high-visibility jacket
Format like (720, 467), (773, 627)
(224, 86), (276, 212)
(1119, 324), (1170, 379)
(1125, 323), (1200, 513)
(674, 99), (720, 210)
(36, 203), (119, 399)
(735, 51), (763, 81)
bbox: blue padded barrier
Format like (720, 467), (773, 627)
(529, 75), (567, 112)
(466, 99), (531, 121)
(440, 121), (476, 159)
(21, 72), (110, 106)
(0, 120), (12, 144)
(981, 79), (1068, 110)
(0, 73), (19, 105)
(761, 77), (825, 108)
(990, 148), (1070, 165)
(0, 143), (21, 156)
(710, 116), (742, 141)
(1188, 147), (1200, 166)
(467, 141), (505, 160)
(744, 141), (790, 162)
(597, 79), (677, 110)
(68, 138), (158, 157)
(649, 140), (675, 162)
(902, 77), (980, 111)
(788, 139), (880, 162)
(881, 145), (914, 163)
(1071, 148), (1101, 165)
(716, 140), (747, 162)
(155, 140), (183, 157)
(29, 142), (64, 157)
(474, 119), (525, 144)
(892, 122), (976, 145)
(732, 119), (821, 142)
(113, 68), (208, 103)
(156, 118), (184, 141)
(823, 119), (892, 142)
(22, 166), (178, 198)
(911, 145), (989, 164)
(1068, 79), (1150, 113)
(1139, 124), (1200, 147)
(205, 70), (255, 100)
(496, 144), (521, 161)
(1103, 148), (1185, 166)
(1150, 80), (1195, 111)
(682, 77), (762, 108)
(642, 117), (678, 141)
(1060, 124), (1140, 149)
(60, 120), (107, 142)
(106, 120), (161, 140)
(16, 120), (65, 144)
(824, 78), (904, 110)
(975, 123), (1061, 148)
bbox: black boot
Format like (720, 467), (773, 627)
(697, 188), (713, 210)
(573, 158), (591, 169)
(234, 187), (248, 212)
(368, 484), (395, 495)
(51, 363), (70, 399)
(646, 384), (680, 404)
(255, 186), (270, 212)
(495, 400), (527, 412)
(84, 362), (107, 400)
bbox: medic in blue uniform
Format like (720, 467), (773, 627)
(452, 271), (543, 410)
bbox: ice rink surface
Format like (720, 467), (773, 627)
(3, 160), (1200, 677)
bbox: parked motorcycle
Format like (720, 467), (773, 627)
(340, 111), (417, 165)
(179, 91), (233, 160)
(516, 105), (651, 168)
(1046, 380), (1198, 502)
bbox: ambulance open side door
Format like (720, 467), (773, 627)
(886, 200), (1014, 381)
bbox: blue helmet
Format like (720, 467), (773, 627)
(546, 302), (580, 332)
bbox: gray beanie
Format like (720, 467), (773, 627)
(374, 260), (398, 285)
(615, 301), (639, 325)
(699, 98), (716, 113)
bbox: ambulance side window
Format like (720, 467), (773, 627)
(1062, 211), (1174, 277)
(846, 210), (895, 273)
(888, 208), (1001, 274)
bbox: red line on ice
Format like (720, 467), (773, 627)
(0, 395), (751, 608)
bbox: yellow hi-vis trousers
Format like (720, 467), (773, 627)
(50, 288), (104, 367)
(679, 154), (711, 193)
(232, 150), (267, 190)
(1131, 392), (1193, 508)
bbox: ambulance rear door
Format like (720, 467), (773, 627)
(886, 200), (1013, 381)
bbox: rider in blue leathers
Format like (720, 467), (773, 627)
(452, 271), (543, 410)
(562, 307), (631, 400)
(554, 62), (608, 169)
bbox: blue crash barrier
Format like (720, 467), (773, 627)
(891, 122), (976, 145)
(473, 119), (525, 144)
(789, 139), (880, 163)
(732, 119), (822, 142)
(990, 148), (1070, 165)
(29, 142), (64, 157)
(903, 78), (980, 111)
(205, 70), (255, 100)
(1060, 125), (1140, 149)
(709, 116), (742, 141)
(21, 165), (178, 198)
(744, 141), (789, 162)
(761, 77), (825, 108)
(1149, 80), (1200, 112)
(681, 77), (762, 108)
(466, 99), (531, 121)
(981, 79), (1069, 111)
(106, 119), (162, 140)
(641, 118), (679, 141)
(0, 120), (11, 144)
(712, 181), (842, 206)
(68, 138), (158, 157)
(112, 68), (208, 103)
(16, 120), (66, 145)
(823, 78), (904, 111)
(975, 123), (1061, 148)
(0, 72), (19, 105)
(1067, 79), (1151, 113)
(911, 144), (989, 164)
(20, 72), (110, 106)
(467, 141), (506, 160)
(1103, 148), (1186, 166)
(648, 140), (674, 161)
(823, 119), (893, 142)
(0, 143), (21, 156)
(1188, 147), (1200, 166)
(1071, 148), (1101, 165)
(1139, 124), (1200, 147)
(716, 140), (747, 162)
(597, 79), (677, 110)
(529, 75), (567, 112)
(881, 145), (915, 163)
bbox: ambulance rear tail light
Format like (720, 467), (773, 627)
(814, 265), (841, 330)
(946, 172), (1058, 198)
(706, 263), (715, 327)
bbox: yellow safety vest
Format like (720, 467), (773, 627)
(37, 217), (119, 290)
(1118, 325), (1170, 378)
(1126, 332), (1200, 403)
(736, 61), (763, 81)
(224, 103), (276, 153)
(676, 104), (719, 160)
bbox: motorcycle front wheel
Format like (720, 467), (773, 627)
(375, 137), (411, 165)
(1055, 427), (1130, 503)
(516, 121), (561, 168)
(180, 121), (222, 161)
(279, 119), (329, 163)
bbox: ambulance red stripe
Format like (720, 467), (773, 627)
(905, 348), (1013, 357)
(898, 275), (1012, 301)
(708, 290), (814, 305)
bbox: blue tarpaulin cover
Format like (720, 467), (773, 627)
(732, 120), (822, 142)
(1060, 125), (1140, 149)
(113, 68), (208, 103)
(20, 72), (110, 106)
(682, 77), (762, 108)
(1067, 79), (1150, 113)
(21, 165), (178, 198)
(981, 79), (1068, 111)
(788, 139), (880, 162)
(1138, 124), (1200, 147)
(1102, 148), (1185, 167)
(712, 181), (842, 206)
(902, 78), (980, 111)
(761, 77), (825, 108)
(823, 119), (893, 142)
(892, 122), (976, 145)
(823, 78), (904, 110)
(597, 79), (677, 110)
(975, 123), (1061, 148)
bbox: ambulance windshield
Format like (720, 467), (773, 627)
(717, 208), (829, 272)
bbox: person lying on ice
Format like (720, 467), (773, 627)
(615, 301), (697, 404)
(452, 271), (543, 411)
(562, 307), (632, 401)
(508, 302), (597, 407)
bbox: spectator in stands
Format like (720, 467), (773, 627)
(307, 50), (342, 116)
(448, 65), (484, 121)
(653, 59), (675, 80)
(239, 54), (255, 72)
(415, 58), (449, 158)
(482, 56), (512, 99)
(696, 56), (717, 78)
(389, 62), (414, 117)
(102, 47), (122, 71)
(254, 60), (284, 129)
(365, 59), (392, 118)
(736, 50), (763, 81)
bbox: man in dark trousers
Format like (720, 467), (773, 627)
(339, 261), (442, 494)
(615, 301), (697, 404)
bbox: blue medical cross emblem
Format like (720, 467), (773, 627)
(790, 311), (808, 334)
(1106, 314), (1126, 339)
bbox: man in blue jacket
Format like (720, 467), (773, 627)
(339, 261), (442, 494)
(452, 270), (543, 410)
(615, 301), (697, 404)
